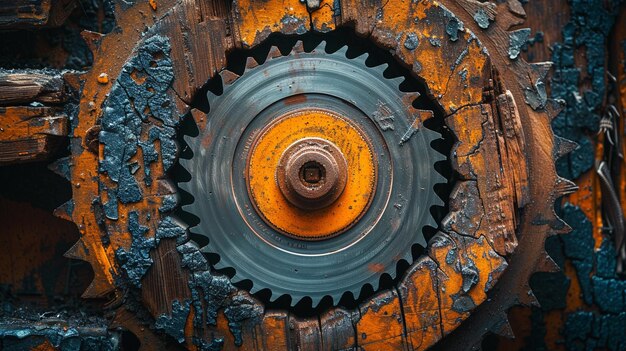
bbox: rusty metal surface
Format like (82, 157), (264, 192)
(275, 136), (349, 212)
(5, 0), (619, 349)
(249, 108), (376, 238)
(57, 0), (556, 348)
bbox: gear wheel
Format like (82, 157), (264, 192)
(57, 0), (577, 348)
(178, 40), (446, 306)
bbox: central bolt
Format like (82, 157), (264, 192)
(302, 162), (323, 184)
(277, 138), (348, 210)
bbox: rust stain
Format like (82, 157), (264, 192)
(368, 263), (385, 273)
(282, 94), (307, 105)
(248, 109), (376, 238)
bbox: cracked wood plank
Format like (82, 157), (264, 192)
(0, 106), (68, 164)
(0, 0), (76, 28)
(0, 71), (66, 106)
(320, 307), (358, 350)
(155, 0), (231, 105)
(288, 315), (322, 351)
(356, 289), (409, 350)
(444, 102), (524, 255)
(428, 232), (507, 336)
(238, 311), (290, 350)
(398, 256), (444, 350)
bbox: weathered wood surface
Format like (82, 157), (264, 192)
(0, 71), (66, 105)
(58, 0), (565, 349)
(0, 71), (70, 164)
(0, 0), (76, 29)
(0, 106), (67, 164)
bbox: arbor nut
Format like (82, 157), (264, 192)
(277, 137), (348, 210)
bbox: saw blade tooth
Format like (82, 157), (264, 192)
(334, 45), (348, 57)
(246, 277), (262, 295)
(48, 156), (71, 181)
(434, 170), (448, 185)
(213, 256), (231, 272)
(182, 135), (196, 149)
(554, 176), (578, 197)
(372, 62), (389, 75)
(488, 314), (515, 339)
(519, 288), (540, 307)
(550, 214), (572, 234)
(353, 51), (368, 64)
(53, 200), (74, 221)
(435, 149), (448, 163)
(291, 40), (305, 54)
(179, 203), (195, 215)
(312, 40), (327, 53)
(266, 45), (282, 60)
(219, 69), (240, 86)
(309, 294), (322, 307)
(402, 92), (420, 105)
(426, 213), (440, 229)
(554, 136), (578, 159)
(206, 89), (220, 108)
(64, 239), (89, 261)
(244, 57), (260, 71)
(198, 243), (213, 254)
(432, 193), (445, 208)
(389, 75), (405, 88)
(536, 250), (560, 272)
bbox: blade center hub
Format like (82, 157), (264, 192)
(278, 138), (348, 210)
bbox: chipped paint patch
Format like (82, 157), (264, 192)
(473, 8), (490, 29)
(508, 28), (531, 60)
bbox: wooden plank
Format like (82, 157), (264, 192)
(0, 0), (77, 29)
(320, 307), (357, 350)
(288, 315), (322, 351)
(234, 310), (290, 350)
(356, 289), (409, 351)
(0, 106), (67, 164)
(0, 71), (66, 105)
(444, 103), (521, 255)
(397, 257), (443, 351)
(0, 106), (67, 140)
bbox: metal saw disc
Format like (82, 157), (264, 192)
(179, 41), (445, 306)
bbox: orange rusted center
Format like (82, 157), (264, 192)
(247, 109), (377, 240)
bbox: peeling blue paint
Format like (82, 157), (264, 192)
(115, 211), (154, 288)
(404, 33), (419, 51)
(155, 300), (191, 344)
(508, 28), (531, 60)
(445, 16), (464, 42)
(159, 194), (179, 213)
(473, 8), (490, 29)
(156, 217), (188, 243)
(548, 2), (626, 348)
(99, 34), (178, 206)
(223, 292), (263, 346)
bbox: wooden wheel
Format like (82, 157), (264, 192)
(52, 0), (575, 349)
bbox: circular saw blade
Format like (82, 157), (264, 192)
(178, 40), (446, 307)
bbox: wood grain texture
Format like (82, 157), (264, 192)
(0, 71), (66, 105)
(0, 71), (69, 164)
(62, 0), (558, 349)
(0, 0), (76, 28)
